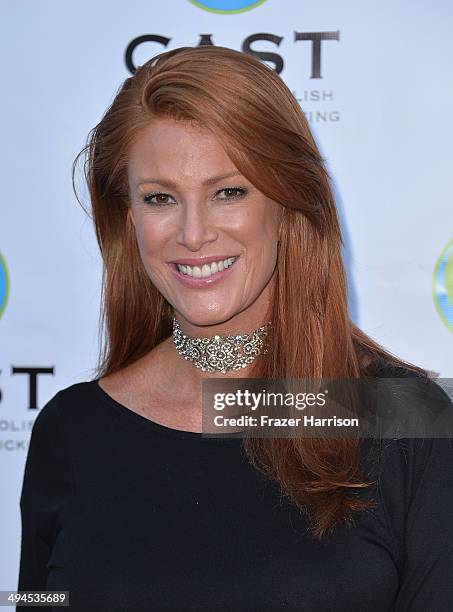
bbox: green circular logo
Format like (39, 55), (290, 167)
(433, 239), (453, 332)
(188, 0), (268, 14)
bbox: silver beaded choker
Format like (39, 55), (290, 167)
(172, 316), (272, 373)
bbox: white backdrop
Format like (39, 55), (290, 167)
(1, 0), (452, 596)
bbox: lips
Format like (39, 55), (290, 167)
(168, 255), (239, 266)
(175, 256), (237, 279)
(168, 255), (239, 288)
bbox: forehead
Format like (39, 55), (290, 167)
(127, 117), (236, 187)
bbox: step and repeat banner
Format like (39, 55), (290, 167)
(1, 0), (452, 594)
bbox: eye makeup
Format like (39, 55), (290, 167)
(142, 186), (249, 207)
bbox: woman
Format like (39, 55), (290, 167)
(17, 45), (453, 611)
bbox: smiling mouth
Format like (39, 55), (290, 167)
(172, 256), (239, 279)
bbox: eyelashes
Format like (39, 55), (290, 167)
(142, 192), (169, 206)
(142, 187), (248, 207)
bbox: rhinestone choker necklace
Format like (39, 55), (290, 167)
(172, 316), (272, 373)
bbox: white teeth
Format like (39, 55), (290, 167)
(177, 256), (237, 278)
(201, 264), (211, 278)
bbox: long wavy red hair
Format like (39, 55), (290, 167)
(73, 45), (428, 539)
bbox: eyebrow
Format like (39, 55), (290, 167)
(137, 170), (243, 189)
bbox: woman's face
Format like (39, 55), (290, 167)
(127, 116), (283, 329)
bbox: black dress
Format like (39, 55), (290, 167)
(17, 366), (453, 611)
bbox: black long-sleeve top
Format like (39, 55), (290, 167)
(17, 368), (453, 611)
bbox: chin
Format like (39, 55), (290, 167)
(174, 308), (239, 329)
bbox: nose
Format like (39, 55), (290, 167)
(175, 200), (218, 252)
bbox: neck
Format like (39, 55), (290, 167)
(172, 310), (270, 339)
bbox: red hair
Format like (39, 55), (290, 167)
(73, 45), (428, 539)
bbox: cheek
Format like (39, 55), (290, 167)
(244, 210), (280, 262)
(236, 204), (278, 240)
(134, 217), (167, 259)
